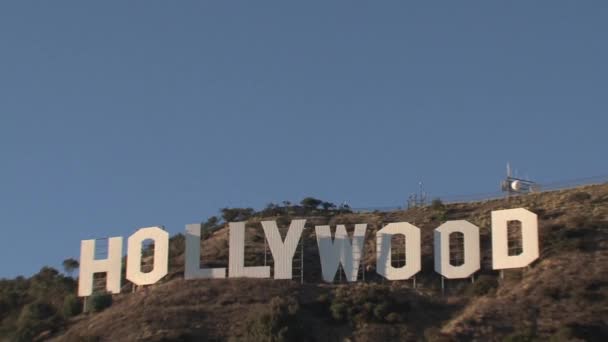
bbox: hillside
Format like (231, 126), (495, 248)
(4, 184), (608, 341)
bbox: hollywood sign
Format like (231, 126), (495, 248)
(78, 208), (539, 297)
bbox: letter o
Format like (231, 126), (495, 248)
(127, 227), (169, 286)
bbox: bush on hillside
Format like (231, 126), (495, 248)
(326, 285), (406, 326)
(0, 267), (77, 339)
(329, 301), (348, 322)
(15, 301), (61, 341)
(221, 208), (254, 222)
(202, 216), (222, 237)
(431, 198), (445, 210)
(89, 293), (112, 312)
(63, 294), (82, 318)
(321, 201), (337, 210)
(300, 197), (323, 210)
(242, 296), (302, 342)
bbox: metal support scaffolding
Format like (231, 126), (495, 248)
(391, 232), (407, 269)
(449, 232), (465, 267)
(507, 220), (524, 256)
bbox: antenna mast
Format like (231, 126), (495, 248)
(501, 163), (539, 197)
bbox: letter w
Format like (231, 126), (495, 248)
(315, 224), (366, 282)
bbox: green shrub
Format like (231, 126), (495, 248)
(330, 302), (348, 322)
(243, 296), (301, 342)
(18, 301), (55, 324)
(0, 267), (78, 339)
(431, 198), (445, 210)
(430, 198), (447, 221)
(89, 293), (112, 312)
(321, 201), (337, 211)
(300, 197), (322, 210)
(373, 302), (390, 320)
(15, 301), (60, 341)
(62, 258), (79, 277)
(326, 285), (408, 325)
(62, 294), (82, 318)
(221, 207), (254, 222)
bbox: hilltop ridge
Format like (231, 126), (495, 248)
(3, 184), (607, 341)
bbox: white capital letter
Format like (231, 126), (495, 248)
(376, 222), (421, 280)
(491, 208), (539, 269)
(78, 236), (123, 297)
(262, 220), (306, 279)
(229, 222), (270, 278)
(434, 220), (480, 279)
(315, 224), (367, 282)
(184, 224), (226, 279)
(126, 227), (169, 286)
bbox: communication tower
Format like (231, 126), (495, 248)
(501, 163), (539, 197)
(407, 181), (427, 208)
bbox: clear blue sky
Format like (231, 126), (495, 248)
(1, 1), (606, 278)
